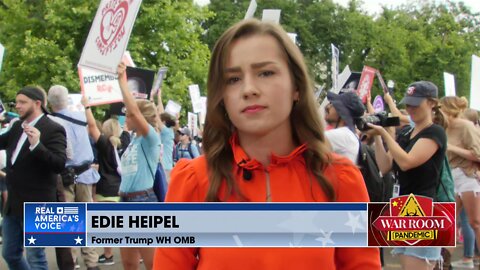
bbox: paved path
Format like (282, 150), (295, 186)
(0, 244), (469, 269)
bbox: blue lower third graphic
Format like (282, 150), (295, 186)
(24, 203), (86, 247)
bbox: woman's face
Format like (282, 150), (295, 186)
(222, 34), (298, 137)
(405, 99), (433, 123)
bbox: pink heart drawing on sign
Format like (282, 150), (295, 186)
(99, 1), (129, 46)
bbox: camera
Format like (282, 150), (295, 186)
(355, 112), (400, 131)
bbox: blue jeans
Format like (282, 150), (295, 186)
(2, 215), (48, 270)
(460, 208), (478, 258)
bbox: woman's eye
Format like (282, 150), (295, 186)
(260, 71), (274, 77)
(226, 77), (240, 85)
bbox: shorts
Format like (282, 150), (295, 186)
(392, 247), (442, 262)
(452, 168), (480, 195)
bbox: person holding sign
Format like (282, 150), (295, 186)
(154, 19), (380, 269)
(117, 62), (160, 270)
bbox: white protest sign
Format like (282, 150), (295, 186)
(122, 51), (136, 67)
(67, 94), (85, 112)
(78, 0), (143, 73)
(0, 43), (4, 73)
(188, 84), (202, 113)
(443, 72), (456, 97)
(331, 44), (340, 92)
(151, 67), (168, 95)
(165, 100), (181, 117)
(244, 0), (257, 20)
(287, 33), (297, 44)
(319, 65), (350, 111)
(470, 55), (480, 110)
(262, 9), (281, 24)
(199, 96), (207, 125)
(78, 66), (122, 106)
(188, 112), (198, 137)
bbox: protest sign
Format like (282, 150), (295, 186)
(470, 55), (480, 110)
(78, 0), (143, 73)
(443, 72), (456, 96)
(122, 51), (136, 67)
(78, 65), (123, 106)
(151, 67), (168, 95)
(0, 43), (4, 73)
(331, 44), (340, 92)
(199, 96), (207, 125)
(106, 66), (155, 115)
(262, 9), (281, 24)
(373, 95), (384, 113)
(357, 66), (377, 104)
(188, 112), (198, 137)
(126, 66), (155, 99)
(244, 0), (257, 20)
(375, 71), (389, 94)
(0, 98), (5, 115)
(165, 100), (181, 118)
(188, 84), (202, 113)
(287, 33), (297, 44)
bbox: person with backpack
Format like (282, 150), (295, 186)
(174, 127), (199, 162)
(370, 81), (447, 270)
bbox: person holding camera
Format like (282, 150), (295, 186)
(324, 91), (365, 164)
(370, 81), (447, 269)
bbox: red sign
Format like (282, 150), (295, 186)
(368, 194), (455, 247)
(356, 66), (376, 104)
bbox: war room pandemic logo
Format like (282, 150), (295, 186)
(368, 194), (455, 247)
(95, 0), (130, 55)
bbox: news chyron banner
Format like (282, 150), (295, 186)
(24, 195), (455, 248)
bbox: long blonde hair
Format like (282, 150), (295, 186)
(203, 19), (334, 202)
(102, 118), (122, 148)
(136, 100), (159, 132)
(440, 96), (469, 119)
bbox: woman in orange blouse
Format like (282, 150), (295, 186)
(153, 19), (381, 270)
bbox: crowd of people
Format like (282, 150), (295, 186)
(0, 18), (478, 270)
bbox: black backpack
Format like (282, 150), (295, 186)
(357, 143), (391, 202)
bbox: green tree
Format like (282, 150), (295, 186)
(0, 0), (212, 117)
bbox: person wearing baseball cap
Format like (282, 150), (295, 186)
(370, 81), (447, 268)
(0, 86), (67, 269)
(400, 81), (439, 107)
(324, 91), (365, 164)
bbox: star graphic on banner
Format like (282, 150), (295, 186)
(392, 201), (398, 207)
(278, 211), (320, 246)
(74, 236), (83, 245)
(315, 229), (334, 246)
(27, 236), (37, 245)
(344, 212), (364, 234)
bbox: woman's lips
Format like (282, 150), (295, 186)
(242, 105), (266, 113)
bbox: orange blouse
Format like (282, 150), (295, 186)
(153, 136), (381, 270)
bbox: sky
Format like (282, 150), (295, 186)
(194, 0), (480, 14)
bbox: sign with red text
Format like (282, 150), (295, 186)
(78, 0), (143, 73)
(356, 66), (376, 104)
(368, 194), (455, 247)
(78, 66), (122, 106)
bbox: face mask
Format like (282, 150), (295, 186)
(408, 116), (415, 128)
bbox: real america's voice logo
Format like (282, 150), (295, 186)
(24, 203), (87, 247)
